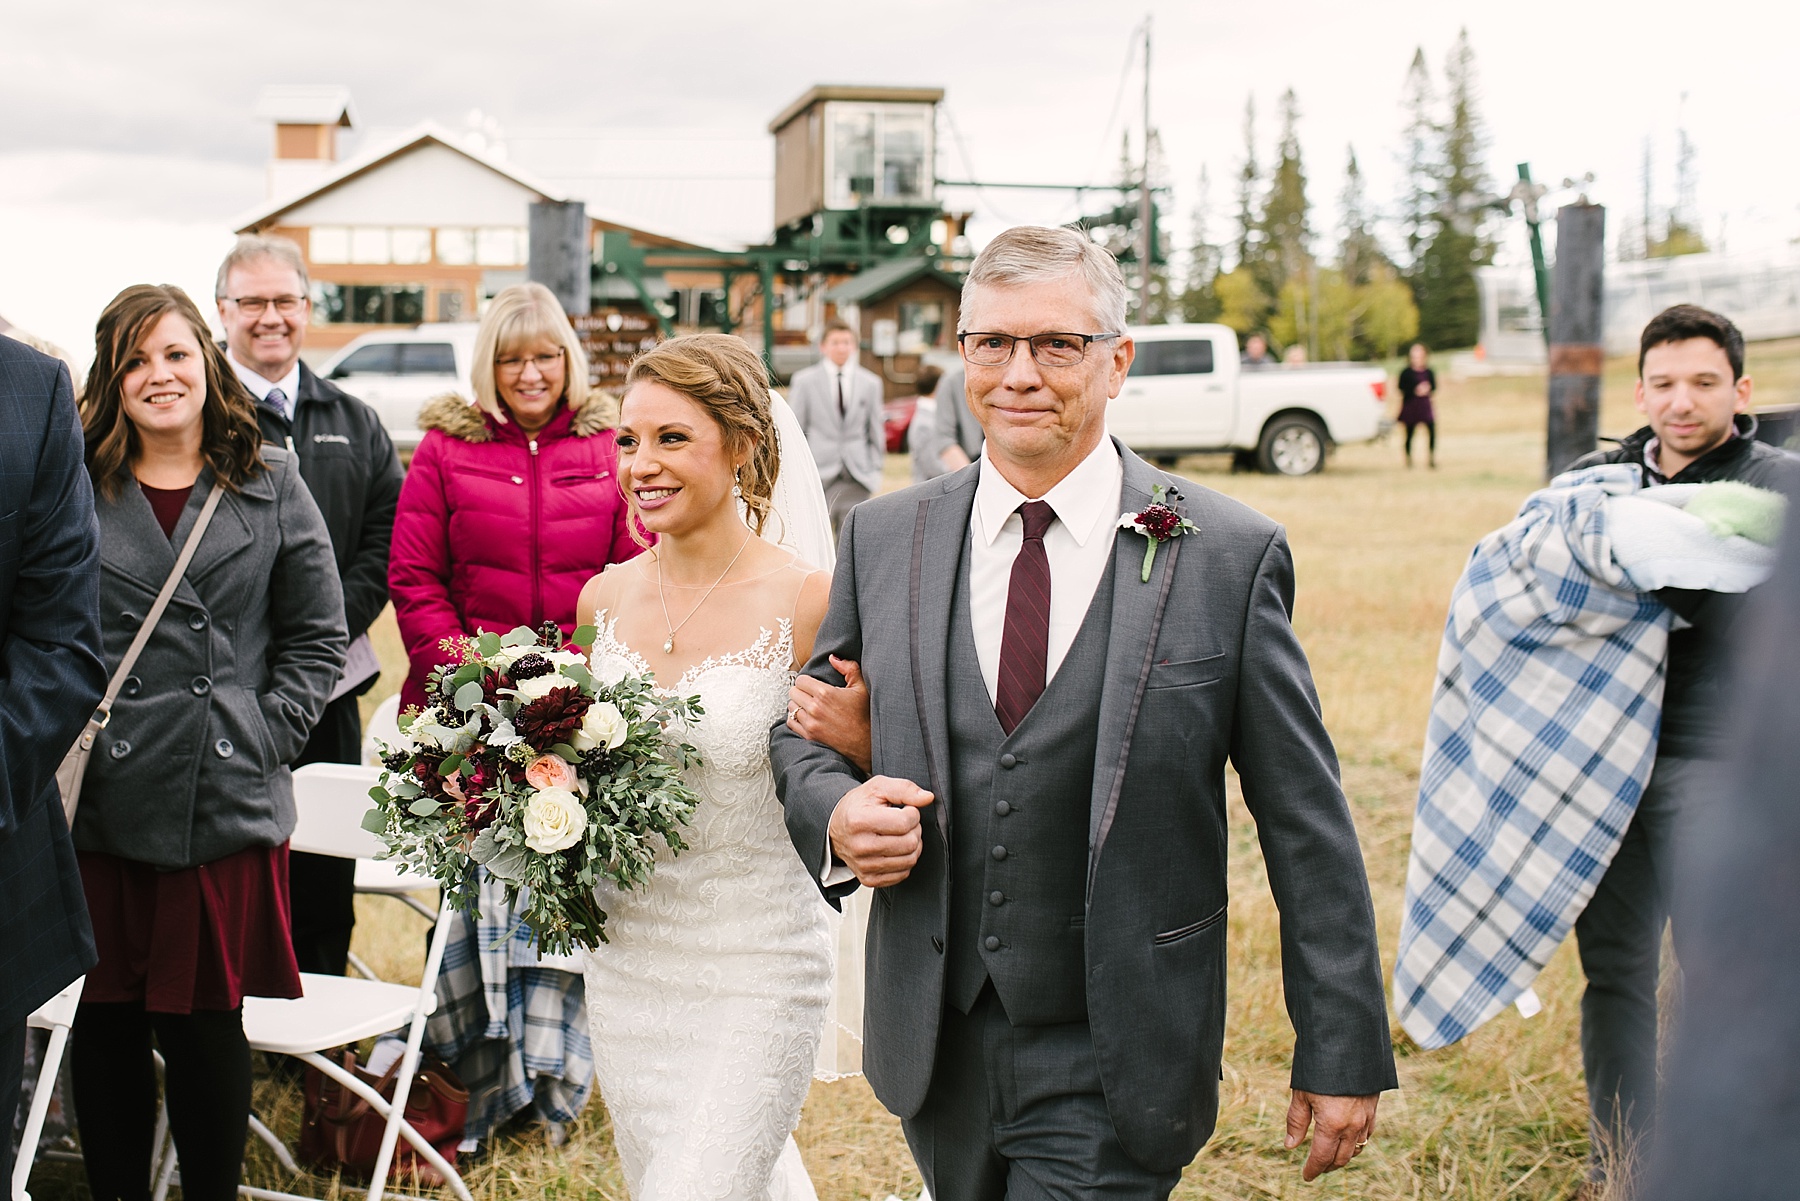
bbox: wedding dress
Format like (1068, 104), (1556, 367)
(584, 615), (832, 1200)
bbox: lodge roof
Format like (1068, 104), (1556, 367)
(822, 256), (960, 305)
(767, 85), (945, 134)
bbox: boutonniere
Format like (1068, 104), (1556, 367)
(1118, 485), (1196, 582)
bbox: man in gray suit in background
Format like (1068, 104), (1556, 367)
(932, 363), (985, 473)
(787, 318), (886, 530)
(773, 225), (1395, 1199)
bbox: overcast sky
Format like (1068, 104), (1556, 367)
(4, 0), (1797, 360)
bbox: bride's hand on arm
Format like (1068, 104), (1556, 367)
(787, 570), (873, 774)
(788, 657), (871, 773)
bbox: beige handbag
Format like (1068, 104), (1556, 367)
(57, 484), (224, 825)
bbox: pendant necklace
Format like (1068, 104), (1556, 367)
(657, 531), (754, 655)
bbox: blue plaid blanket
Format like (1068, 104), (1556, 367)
(1394, 466), (1670, 1049)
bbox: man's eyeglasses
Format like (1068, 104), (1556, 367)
(495, 349), (565, 377)
(225, 295), (306, 317)
(958, 331), (1121, 368)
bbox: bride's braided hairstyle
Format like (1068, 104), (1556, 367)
(624, 333), (781, 538)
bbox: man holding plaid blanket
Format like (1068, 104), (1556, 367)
(1398, 306), (1797, 1186)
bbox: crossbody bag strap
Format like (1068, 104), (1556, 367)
(92, 483), (225, 729)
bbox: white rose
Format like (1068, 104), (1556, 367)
(571, 701), (628, 752)
(511, 673), (567, 701)
(544, 649), (587, 668)
(488, 643), (536, 669)
(521, 787), (586, 854)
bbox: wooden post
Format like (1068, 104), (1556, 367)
(528, 200), (590, 316)
(1546, 202), (1605, 478)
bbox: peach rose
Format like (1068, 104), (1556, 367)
(525, 753), (577, 791)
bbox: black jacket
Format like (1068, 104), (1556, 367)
(254, 362), (403, 645)
(1571, 415), (1800, 756)
(0, 337), (105, 1027)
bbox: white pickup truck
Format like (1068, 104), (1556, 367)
(1107, 324), (1390, 474)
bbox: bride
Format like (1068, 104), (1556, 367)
(574, 333), (862, 1199)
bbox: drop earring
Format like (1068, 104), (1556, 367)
(732, 469), (743, 499)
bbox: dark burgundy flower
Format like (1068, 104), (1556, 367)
(1138, 504), (1182, 540)
(515, 686), (590, 747)
(509, 652), (553, 681)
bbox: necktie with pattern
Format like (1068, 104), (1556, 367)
(264, 386), (289, 421)
(995, 500), (1055, 734)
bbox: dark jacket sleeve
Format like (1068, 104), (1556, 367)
(1228, 528), (1398, 1096)
(0, 362), (105, 838)
(260, 459), (348, 765)
(343, 414), (404, 639)
(771, 506), (869, 906)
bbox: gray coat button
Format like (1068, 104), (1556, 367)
(994, 800), (1011, 816)
(988, 890), (1005, 906)
(188, 612), (208, 631)
(999, 753), (1018, 769)
(122, 675), (141, 697)
(984, 935), (1001, 951)
(191, 676), (212, 696)
(214, 738), (234, 758)
(109, 740), (131, 759)
(991, 845), (1008, 861)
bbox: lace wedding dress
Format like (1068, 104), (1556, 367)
(583, 611), (832, 1200)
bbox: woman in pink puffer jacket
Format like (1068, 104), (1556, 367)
(389, 283), (645, 712)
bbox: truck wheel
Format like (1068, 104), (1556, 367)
(1256, 415), (1328, 476)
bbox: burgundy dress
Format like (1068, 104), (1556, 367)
(78, 481), (303, 1014)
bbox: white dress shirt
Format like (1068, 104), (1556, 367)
(968, 435), (1125, 703)
(227, 351), (300, 423)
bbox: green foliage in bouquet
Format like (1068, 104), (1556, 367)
(364, 622), (704, 955)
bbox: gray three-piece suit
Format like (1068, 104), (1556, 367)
(772, 441), (1396, 1198)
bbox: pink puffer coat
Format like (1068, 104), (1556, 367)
(389, 394), (645, 710)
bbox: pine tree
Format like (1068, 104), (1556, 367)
(1179, 165), (1223, 323)
(1234, 94), (1260, 271)
(1256, 88), (1313, 350)
(1411, 28), (1493, 349)
(1338, 145), (1386, 287)
(1652, 119), (1708, 257)
(1397, 48), (1438, 268)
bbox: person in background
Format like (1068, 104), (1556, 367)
(1283, 345), (1309, 366)
(72, 285), (345, 1201)
(1240, 331), (1277, 369)
(389, 281), (640, 1146)
(932, 364), (985, 474)
(787, 319), (885, 530)
(0, 336), (106, 1196)
(1397, 343), (1437, 468)
(215, 234), (404, 981)
(1563, 304), (1798, 1189)
(907, 364), (945, 484)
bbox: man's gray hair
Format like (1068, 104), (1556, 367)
(215, 233), (309, 299)
(959, 225), (1129, 334)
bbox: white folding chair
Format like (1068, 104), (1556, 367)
(352, 700), (437, 933)
(11, 977), (84, 1201)
(147, 763), (466, 1201)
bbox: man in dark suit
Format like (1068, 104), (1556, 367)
(773, 226), (1395, 1198)
(0, 335), (106, 1190)
(216, 235), (404, 977)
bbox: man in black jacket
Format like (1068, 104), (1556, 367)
(0, 335), (106, 1191)
(1565, 304), (1797, 1183)
(216, 235), (404, 977)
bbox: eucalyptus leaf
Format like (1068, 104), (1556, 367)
(440, 753), (466, 776)
(407, 798), (441, 817)
(551, 743), (580, 763)
(571, 624), (596, 648)
(475, 632), (502, 657)
(452, 663), (484, 687)
(360, 809), (389, 835)
(454, 680), (485, 711)
(391, 776), (423, 799)
(501, 626), (538, 647)
(367, 785), (391, 804)
(561, 664), (594, 689)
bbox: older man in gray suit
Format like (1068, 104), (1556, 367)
(773, 226), (1395, 1199)
(787, 319), (886, 530)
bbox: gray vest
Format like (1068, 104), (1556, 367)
(945, 538), (1115, 1024)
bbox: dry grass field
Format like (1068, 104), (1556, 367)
(27, 339), (1800, 1201)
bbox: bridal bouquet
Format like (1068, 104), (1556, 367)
(364, 622), (704, 954)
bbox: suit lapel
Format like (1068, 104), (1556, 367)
(909, 467), (977, 841)
(1087, 443), (1187, 900)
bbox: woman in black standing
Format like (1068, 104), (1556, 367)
(1398, 342), (1437, 468)
(71, 284), (345, 1201)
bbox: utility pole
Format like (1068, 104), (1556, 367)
(1546, 200), (1606, 478)
(1137, 14), (1153, 321)
(528, 199), (590, 317)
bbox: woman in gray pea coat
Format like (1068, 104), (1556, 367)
(69, 284), (345, 1201)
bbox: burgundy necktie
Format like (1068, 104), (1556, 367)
(995, 500), (1055, 735)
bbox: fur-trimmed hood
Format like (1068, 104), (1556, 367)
(416, 391), (620, 443)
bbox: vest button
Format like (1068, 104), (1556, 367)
(931, 936), (944, 954)
(999, 753), (1018, 769)
(994, 800), (1011, 817)
(214, 738), (235, 758)
(984, 935), (1001, 951)
(188, 612), (208, 631)
(991, 845), (1007, 861)
(109, 740), (131, 759)
(988, 890), (1005, 906)
(191, 676), (212, 696)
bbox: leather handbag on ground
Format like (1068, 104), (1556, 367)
(56, 483), (223, 825)
(299, 1049), (469, 1185)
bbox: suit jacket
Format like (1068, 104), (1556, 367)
(772, 440), (1396, 1172)
(787, 360), (886, 493)
(932, 366), (984, 463)
(0, 337), (106, 1029)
